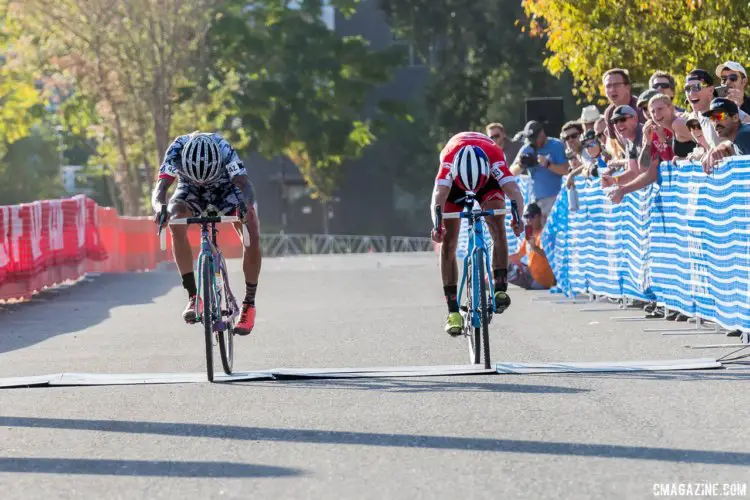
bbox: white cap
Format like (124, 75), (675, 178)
(580, 105), (601, 123)
(715, 61), (747, 78)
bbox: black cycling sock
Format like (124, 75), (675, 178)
(182, 272), (197, 297)
(244, 282), (258, 306)
(494, 269), (508, 293)
(443, 285), (459, 313)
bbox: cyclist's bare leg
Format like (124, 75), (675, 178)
(232, 206), (262, 335)
(168, 201), (195, 276)
(168, 201), (199, 322)
(232, 207), (262, 286)
(482, 196), (511, 312)
(482, 199), (509, 273)
(440, 218), (460, 286)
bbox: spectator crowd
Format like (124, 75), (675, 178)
(483, 61), (750, 336)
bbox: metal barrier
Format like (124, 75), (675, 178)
(312, 234), (387, 254)
(259, 233), (432, 257)
(390, 236), (433, 253)
(260, 234), (313, 257)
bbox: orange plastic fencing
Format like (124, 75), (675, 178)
(0, 196), (246, 301)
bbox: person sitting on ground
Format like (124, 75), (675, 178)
(508, 202), (556, 290)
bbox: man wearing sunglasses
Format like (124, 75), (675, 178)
(685, 69), (750, 150)
(602, 68), (646, 143)
(486, 122), (521, 166)
(715, 61), (750, 115)
(701, 98), (750, 172)
(648, 71), (686, 113)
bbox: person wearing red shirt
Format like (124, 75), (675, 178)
(431, 132), (524, 335)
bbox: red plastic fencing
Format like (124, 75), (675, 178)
(0, 195), (246, 301)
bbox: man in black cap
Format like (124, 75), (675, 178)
(702, 97), (750, 171)
(685, 69), (750, 150)
(510, 120), (569, 223)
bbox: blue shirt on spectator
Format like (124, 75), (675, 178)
(513, 138), (567, 200)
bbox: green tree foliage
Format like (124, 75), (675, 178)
(10, 0), (220, 214)
(522, 0), (750, 101)
(376, 0), (576, 203)
(0, 128), (63, 204)
(207, 0), (407, 202)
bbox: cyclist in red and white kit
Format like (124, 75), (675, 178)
(431, 132), (525, 335)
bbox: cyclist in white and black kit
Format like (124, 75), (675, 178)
(151, 132), (262, 335)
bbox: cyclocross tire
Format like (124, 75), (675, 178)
(477, 249), (492, 369)
(218, 285), (234, 375)
(201, 255), (215, 382)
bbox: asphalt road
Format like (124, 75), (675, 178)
(0, 253), (748, 500)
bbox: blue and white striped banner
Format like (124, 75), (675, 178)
(456, 177), (532, 259)
(546, 156), (750, 331)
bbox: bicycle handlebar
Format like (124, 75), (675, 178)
(158, 210), (250, 251)
(441, 208), (512, 219)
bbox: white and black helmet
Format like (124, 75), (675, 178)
(451, 145), (491, 194)
(181, 133), (223, 185)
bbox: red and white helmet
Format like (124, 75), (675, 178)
(451, 145), (490, 194)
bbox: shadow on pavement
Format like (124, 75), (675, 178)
(243, 378), (591, 394)
(0, 269), (177, 355)
(1, 416), (747, 466)
(0, 457), (303, 478)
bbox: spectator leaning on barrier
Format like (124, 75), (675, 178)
(715, 61), (750, 115)
(606, 94), (691, 203)
(637, 88), (660, 121)
(686, 69), (750, 150)
(685, 116), (709, 162)
(566, 129), (609, 189)
(602, 68), (646, 144)
(601, 105), (643, 179)
(486, 122), (522, 167)
(702, 98), (750, 173)
(511, 120), (569, 223)
(649, 71), (686, 113)
(561, 120), (585, 164)
(508, 202), (556, 290)
(580, 105), (601, 132)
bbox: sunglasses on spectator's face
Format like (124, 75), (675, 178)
(490, 134), (501, 140)
(720, 74), (740, 83)
(684, 83), (706, 93)
(686, 121), (701, 130)
(709, 111), (731, 122)
(582, 140), (598, 149)
(652, 82), (672, 90)
(562, 132), (580, 141)
(612, 117), (630, 125)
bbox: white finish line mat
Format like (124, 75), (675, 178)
(495, 358), (721, 374)
(0, 358), (722, 388)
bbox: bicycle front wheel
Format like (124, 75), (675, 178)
(477, 249), (492, 369)
(217, 270), (234, 375)
(201, 255), (215, 382)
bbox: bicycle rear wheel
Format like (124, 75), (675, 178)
(476, 249), (492, 369)
(200, 255), (215, 382)
(461, 264), (479, 364)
